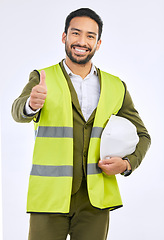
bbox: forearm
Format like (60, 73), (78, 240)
(126, 135), (150, 171)
(11, 95), (37, 123)
(11, 70), (40, 123)
(117, 82), (151, 172)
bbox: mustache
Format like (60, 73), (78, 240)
(71, 44), (92, 52)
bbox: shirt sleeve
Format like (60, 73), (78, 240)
(11, 70), (40, 123)
(117, 81), (151, 172)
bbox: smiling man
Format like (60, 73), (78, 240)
(62, 16), (101, 69)
(11, 8), (151, 240)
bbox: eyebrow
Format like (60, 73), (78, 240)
(70, 28), (97, 36)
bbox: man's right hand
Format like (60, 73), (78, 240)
(29, 70), (47, 111)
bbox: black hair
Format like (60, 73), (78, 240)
(64, 8), (103, 40)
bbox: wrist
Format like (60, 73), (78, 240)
(121, 157), (132, 176)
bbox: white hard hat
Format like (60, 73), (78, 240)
(100, 115), (139, 160)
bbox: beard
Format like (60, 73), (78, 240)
(65, 42), (96, 65)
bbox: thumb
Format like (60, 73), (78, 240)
(39, 70), (46, 87)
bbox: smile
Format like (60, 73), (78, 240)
(71, 45), (91, 55)
(74, 48), (87, 53)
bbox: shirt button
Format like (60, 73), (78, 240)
(84, 125), (87, 129)
(83, 152), (87, 157)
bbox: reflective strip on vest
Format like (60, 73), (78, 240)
(30, 164), (73, 177)
(88, 127), (103, 175)
(35, 126), (73, 138)
(87, 163), (102, 175)
(90, 127), (103, 138)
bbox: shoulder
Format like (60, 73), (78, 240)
(97, 68), (126, 92)
(37, 63), (60, 73)
(99, 69), (120, 79)
(97, 68), (124, 84)
(29, 70), (40, 85)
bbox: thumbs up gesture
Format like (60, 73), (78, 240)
(29, 70), (47, 111)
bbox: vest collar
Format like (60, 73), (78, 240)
(59, 60), (100, 123)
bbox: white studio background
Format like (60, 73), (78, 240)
(0, 0), (164, 239)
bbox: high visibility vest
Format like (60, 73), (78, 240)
(27, 63), (125, 213)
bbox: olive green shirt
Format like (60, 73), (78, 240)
(11, 61), (151, 194)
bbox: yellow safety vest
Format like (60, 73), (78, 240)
(27, 63), (125, 213)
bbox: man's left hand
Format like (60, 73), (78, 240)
(98, 157), (128, 176)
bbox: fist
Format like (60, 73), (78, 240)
(29, 70), (47, 111)
(98, 157), (127, 176)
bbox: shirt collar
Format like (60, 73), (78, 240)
(63, 60), (97, 78)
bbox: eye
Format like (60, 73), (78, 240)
(88, 35), (95, 39)
(72, 32), (79, 36)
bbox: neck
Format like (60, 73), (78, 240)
(65, 56), (92, 79)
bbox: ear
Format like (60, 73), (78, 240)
(96, 39), (102, 51)
(62, 32), (67, 44)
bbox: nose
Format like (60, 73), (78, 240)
(77, 34), (87, 47)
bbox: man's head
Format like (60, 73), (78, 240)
(64, 8), (103, 41)
(62, 8), (103, 65)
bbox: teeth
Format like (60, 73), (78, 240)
(75, 48), (86, 53)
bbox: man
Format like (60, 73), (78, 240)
(11, 8), (151, 240)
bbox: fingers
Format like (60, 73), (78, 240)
(29, 91), (46, 110)
(31, 85), (47, 95)
(98, 159), (111, 173)
(98, 158), (112, 166)
(98, 160), (112, 175)
(98, 157), (126, 176)
(29, 92), (47, 110)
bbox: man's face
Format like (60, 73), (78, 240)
(62, 16), (101, 64)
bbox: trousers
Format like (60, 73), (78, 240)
(28, 179), (110, 240)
